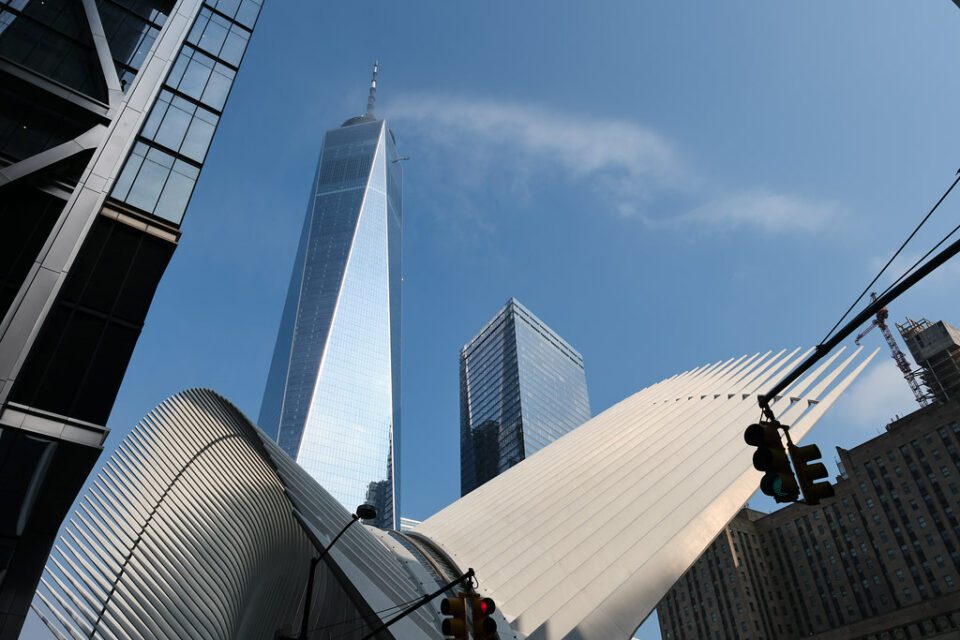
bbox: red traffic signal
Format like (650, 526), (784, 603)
(472, 597), (497, 639)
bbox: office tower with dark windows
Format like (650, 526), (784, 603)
(259, 64), (402, 530)
(459, 298), (590, 496)
(0, 1), (262, 635)
(657, 400), (960, 640)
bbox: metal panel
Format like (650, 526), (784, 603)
(32, 389), (440, 640)
(416, 347), (877, 639)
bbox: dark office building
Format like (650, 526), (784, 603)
(459, 298), (591, 496)
(0, 1), (262, 636)
(657, 400), (960, 640)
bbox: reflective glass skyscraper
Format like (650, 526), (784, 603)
(460, 298), (591, 495)
(260, 64), (401, 529)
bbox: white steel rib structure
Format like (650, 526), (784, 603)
(32, 347), (875, 640)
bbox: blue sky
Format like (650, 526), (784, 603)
(21, 2), (960, 638)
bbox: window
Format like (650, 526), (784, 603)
(187, 7), (249, 66)
(206, 0), (263, 29)
(112, 142), (199, 223)
(166, 46), (235, 110)
(141, 90), (219, 162)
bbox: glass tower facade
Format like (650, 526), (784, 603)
(460, 298), (590, 496)
(260, 72), (401, 529)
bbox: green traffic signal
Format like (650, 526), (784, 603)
(744, 422), (799, 503)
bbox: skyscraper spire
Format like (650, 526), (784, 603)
(366, 60), (378, 118)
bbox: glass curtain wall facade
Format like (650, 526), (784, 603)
(0, 1), (262, 635)
(459, 298), (590, 496)
(259, 86), (401, 530)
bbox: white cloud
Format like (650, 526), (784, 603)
(391, 95), (841, 236)
(681, 190), (841, 234)
(834, 360), (918, 430)
(391, 95), (682, 218)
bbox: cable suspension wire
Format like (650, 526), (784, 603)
(876, 218), (960, 301)
(305, 594), (426, 637)
(818, 169), (960, 345)
(758, 166), (960, 421)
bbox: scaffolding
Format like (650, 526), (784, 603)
(897, 318), (960, 404)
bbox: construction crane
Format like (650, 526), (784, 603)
(854, 292), (929, 407)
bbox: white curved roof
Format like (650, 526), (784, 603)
(416, 347), (876, 640)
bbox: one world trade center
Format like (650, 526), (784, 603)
(259, 63), (401, 529)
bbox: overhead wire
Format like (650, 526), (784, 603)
(875, 218), (960, 301)
(817, 169), (960, 345)
(304, 592), (426, 639)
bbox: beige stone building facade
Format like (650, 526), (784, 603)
(657, 401), (960, 640)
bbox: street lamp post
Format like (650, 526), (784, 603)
(283, 504), (377, 640)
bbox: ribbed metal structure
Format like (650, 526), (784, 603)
(31, 389), (440, 640)
(31, 347), (873, 640)
(417, 347), (877, 640)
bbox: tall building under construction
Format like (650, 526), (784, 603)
(899, 318), (960, 405)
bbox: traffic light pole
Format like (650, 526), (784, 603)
(360, 568), (475, 640)
(758, 230), (960, 423)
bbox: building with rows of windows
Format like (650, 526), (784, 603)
(657, 399), (960, 640)
(458, 298), (591, 496)
(0, 1), (262, 636)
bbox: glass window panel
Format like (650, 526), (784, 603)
(140, 91), (170, 140)
(200, 62), (234, 110)
(166, 50), (188, 86)
(111, 142), (147, 201)
(176, 50), (214, 99)
(209, 0), (240, 19)
(153, 97), (193, 151)
(234, 0), (260, 28)
(219, 26), (247, 66)
(153, 160), (198, 223)
(188, 8), (229, 58)
(0, 5), (105, 99)
(97, 1), (159, 74)
(125, 146), (174, 212)
(180, 111), (217, 161)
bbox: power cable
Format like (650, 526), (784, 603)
(818, 169), (960, 345)
(304, 594), (425, 638)
(875, 218), (960, 301)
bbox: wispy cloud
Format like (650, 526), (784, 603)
(391, 94), (841, 235)
(391, 95), (682, 218)
(680, 190), (841, 234)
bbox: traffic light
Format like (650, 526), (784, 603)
(743, 422), (799, 503)
(790, 443), (835, 505)
(440, 596), (467, 639)
(472, 597), (497, 639)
